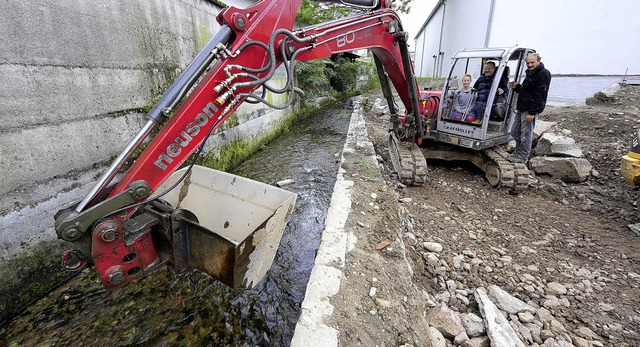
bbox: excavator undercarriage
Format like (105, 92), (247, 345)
(387, 136), (529, 193)
(387, 134), (428, 186)
(422, 145), (529, 193)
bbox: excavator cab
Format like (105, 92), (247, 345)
(413, 46), (536, 193)
(427, 46), (535, 149)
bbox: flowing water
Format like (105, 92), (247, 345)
(1, 100), (353, 346)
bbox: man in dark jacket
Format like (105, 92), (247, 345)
(507, 53), (551, 163)
(472, 61), (507, 121)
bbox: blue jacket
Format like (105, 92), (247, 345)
(473, 73), (507, 102)
(514, 63), (551, 114)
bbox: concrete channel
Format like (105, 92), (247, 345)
(291, 99), (410, 346)
(290, 105), (366, 346)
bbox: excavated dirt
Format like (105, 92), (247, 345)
(328, 82), (640, 346)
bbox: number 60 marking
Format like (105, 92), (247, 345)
(336, 28), (374, 48)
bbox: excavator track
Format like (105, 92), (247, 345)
(388, 134), (427, 186)
(421, 144), (530, 193)
(482, 147), (530, 193)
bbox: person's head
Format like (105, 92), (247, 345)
(483, 61), (496, 77)
(461, 74), (472, 88)
(526, 53), (541, 70)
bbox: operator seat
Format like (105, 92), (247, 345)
(490, 66), (510, 121)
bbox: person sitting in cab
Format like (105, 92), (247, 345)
(450, 74), (478, 122)
(472, 61), (507, 121)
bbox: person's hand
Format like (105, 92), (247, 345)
(497, 88), (504, 95)
(525, 114), (535, 122)
(508, 81), (516, 89)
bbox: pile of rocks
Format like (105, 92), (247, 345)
(421, 282), (604, 347)
(388, 167), (640, 346)
(524, 120), (593, 183)
(585, 83), (621, 106)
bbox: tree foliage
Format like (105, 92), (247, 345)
(295, 0), (353, 25)
(393, 0), (413, 14)
(293, 0), (416, 102)
(328, 55), (358, 93)
(294, 60), (330, 101)
(294, 53), (379, 105)
(296, 0), (413, 25)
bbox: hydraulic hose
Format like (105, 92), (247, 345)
(148, 26), (234, 124)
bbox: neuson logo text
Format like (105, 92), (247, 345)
(154, 102), (219, 170)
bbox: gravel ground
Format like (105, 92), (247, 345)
(327, 82), (640, 347)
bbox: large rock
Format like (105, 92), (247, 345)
(601, 83), (622, 97)
(534, 133), (584, 158)
(475, 288), (526, 347)
(461, 313), (486, 337)
(529, 156), (593, 182)
(508, 120), (557, 151)
(425, 303), (466, 339)
(487, 285), (536, 315)
(429, 327), (448, 347)
(586, 83), (621, 105)
(534, 120), (558, 140)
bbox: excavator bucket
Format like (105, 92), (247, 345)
(157, 165), (296, 289)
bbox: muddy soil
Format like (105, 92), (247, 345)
(328, 82), (640, 346)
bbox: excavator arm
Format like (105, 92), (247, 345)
(54, 0), (426, 289)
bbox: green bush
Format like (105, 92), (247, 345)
(328, 56), (358, 94)
(294, 60), (330, 102)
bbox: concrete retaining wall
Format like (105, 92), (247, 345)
(0, 0), (222, 196)
(0, 0), (295, 322)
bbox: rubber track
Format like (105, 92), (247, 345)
(388, 135), (427, 186)
(484, 147), (530, 193)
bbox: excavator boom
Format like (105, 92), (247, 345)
(54, 0), (426, 289)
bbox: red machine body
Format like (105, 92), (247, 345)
(54, 0), (429, 289)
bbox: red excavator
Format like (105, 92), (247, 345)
(54, 0), (533, 290)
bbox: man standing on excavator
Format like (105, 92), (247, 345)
(507, 53), (551, 164)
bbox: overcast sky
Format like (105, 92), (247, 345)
(397, 1), (438, 41)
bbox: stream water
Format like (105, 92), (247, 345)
(1, 100), (353, 346)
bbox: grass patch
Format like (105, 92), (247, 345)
(354, 159), (376, 172)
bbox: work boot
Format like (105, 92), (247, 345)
(506, 154), (526, 164)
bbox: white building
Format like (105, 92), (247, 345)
(414, 0), (640, 77)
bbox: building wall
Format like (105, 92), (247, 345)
(438, 0), (492, 77)
(0, 0), (222, 198)
(414, 6), (443, 78)
(414, 0), (493, 78)
(414, 0), (640, 77)
(489, 0), (640, 75)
